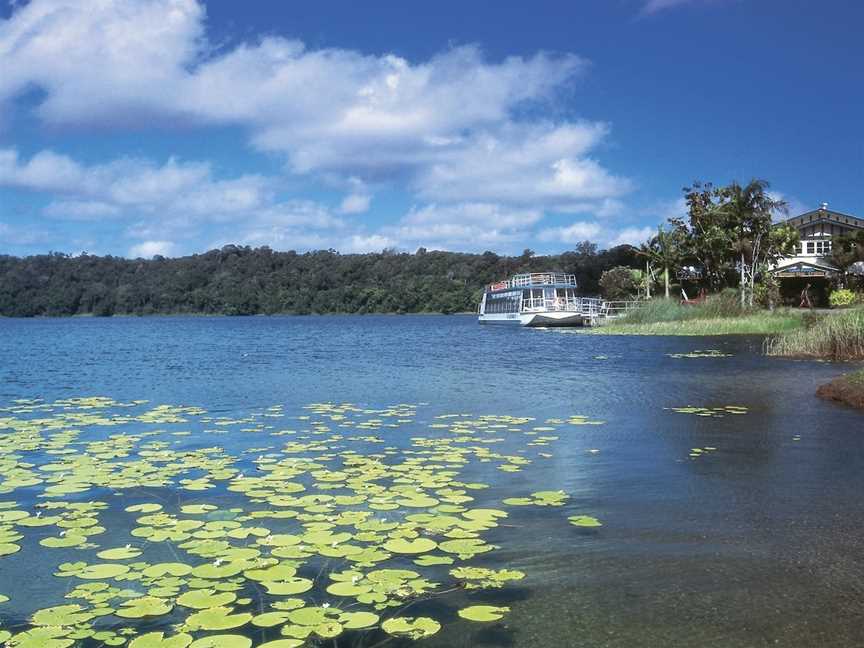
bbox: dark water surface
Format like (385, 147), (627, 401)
(1, 315), (863, 647)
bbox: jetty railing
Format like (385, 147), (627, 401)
(579, 298), (642, 326)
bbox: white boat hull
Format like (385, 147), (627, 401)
(478, 311), (585, 327)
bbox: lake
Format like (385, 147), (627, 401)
(1, 315), (862, 648)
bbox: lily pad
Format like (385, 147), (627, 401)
(458, 605), (510, 621)
(188, 636), (251, 648)
(569, 515), (603, 527)
(129, 633), (193, 648)
(381, 616), (441, 639)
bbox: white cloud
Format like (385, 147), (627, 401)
(537, 222), (602, 243)
(412, 122), (631, 206)
(341, 234), (398, 253)
(0, 147), (271, 218)
(128, 240), (176, 258)
(0, 0), (628, 209)
(339, 193), (372, 215)
(767, 191), (808, 221)
(607, 226), (654, 247)
(385, 202), (543, 251)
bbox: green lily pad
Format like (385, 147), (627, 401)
(188, 636), (251, 648)
(142, 562), (193, 578)
(339, 611), (379, 629)
(458, 605), (510, 621)
(177, 589), (237, 609)
(569, 515), (602, 527)
(0, 543), (20, 556)
(381, 616), (441, 639)
(129, 632), (193, 648)
(78, 564), (130, 579)
(97, 546), (142, 560)
(116, 596), (174, 618)
(32, 604), (94, 626)
(5, 626), (75, 648)
(260, 577), (313, 595)
(383, 537), (437, 554)
(185, 607), (252, 631)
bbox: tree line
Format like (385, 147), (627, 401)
(0, 243), (640, 317)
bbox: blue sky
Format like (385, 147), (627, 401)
(1, 0), (862, 258)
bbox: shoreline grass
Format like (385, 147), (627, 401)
(588, 311), (804, 336)
(585, 290), (806, 336)
(765, 308), (864, 360)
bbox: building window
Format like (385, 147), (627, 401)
(814, 240), (831, 255)
(806, 241), (814, 254)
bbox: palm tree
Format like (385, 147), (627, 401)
(640, 225), (684, 299)
(718, 180), (788, 307)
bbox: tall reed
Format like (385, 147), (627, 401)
(765, 308), (864, 360)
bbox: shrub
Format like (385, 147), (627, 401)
(829, 288), (857, 308)
(754, 276), (781, 309)
(599, 266), (639, 299)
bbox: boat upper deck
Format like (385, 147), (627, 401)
(487, 273), (577, 292)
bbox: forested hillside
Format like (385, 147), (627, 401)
(0, 243), (639, 317)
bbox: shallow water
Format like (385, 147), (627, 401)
(1, 314), (863, 647)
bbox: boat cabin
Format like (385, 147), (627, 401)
(482, 273), (579, 315)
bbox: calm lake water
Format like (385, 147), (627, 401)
(1, 315), (863, 648)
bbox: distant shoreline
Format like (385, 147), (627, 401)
(0, 311), (479, 319)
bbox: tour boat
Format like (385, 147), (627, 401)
(478, 273), (591, 327)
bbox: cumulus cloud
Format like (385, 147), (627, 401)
(129, 240), (176, 258)
(0, 148), (271, 218)
(607, 226), (654, 247)
(537, 222), (602, 243)
(384, 203), (543, 251)
(0, 1), (649, 254)
(0, 0), (628, 212)
(412, 122), (631, 206)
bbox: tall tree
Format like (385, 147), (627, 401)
(719, 179), (795, 307)
(671, 182), (736, 290)
(639, 225), (685, 299)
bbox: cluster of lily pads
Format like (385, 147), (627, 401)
(665, 405), (749, 418)
(0, 397), (604, 647)
(666, 349), (733, 359)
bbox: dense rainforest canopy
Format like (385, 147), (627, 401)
(0, 243), (640, 317)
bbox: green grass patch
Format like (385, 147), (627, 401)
(585, 290), (805, 336)
(766, 308), (864, 360)
(590, 311), (804, 336)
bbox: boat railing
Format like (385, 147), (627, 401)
(490, 273), (577, 291)
(521, 296), (583, 312)
(519, 297), (643, 315)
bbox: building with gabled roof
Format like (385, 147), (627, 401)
(769, 203), (864, 304)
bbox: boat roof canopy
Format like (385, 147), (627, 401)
(488, 273), (577, 292)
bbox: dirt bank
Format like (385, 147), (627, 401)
(817, 371), (864, 410)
